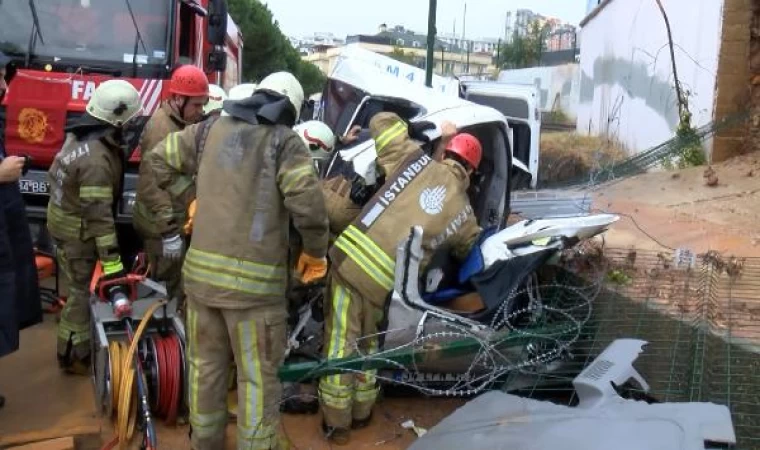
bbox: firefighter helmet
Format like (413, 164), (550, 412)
(204, 84), (227, 114)
(256, 72), (304, 115)
(170, 65), (209, 97)
(293, 120), (336, 159)
(85, 80), (142, 128)
(445, 133), (482, 170)
(227, 83), (258, 101)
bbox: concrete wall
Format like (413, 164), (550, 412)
(498, 64), (581, 121)
(577, 0), (724, 154)
(712, 0), (752, 162)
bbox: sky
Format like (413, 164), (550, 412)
(263, 0), (589, 40)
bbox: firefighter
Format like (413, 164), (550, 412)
(143, 71), (329, 450)
(319, 112), (482, 445)
(132, 64), (209, 308)
(47, 80), (142, 375)
(0, 51), (42, 407)
(293, 120), (336, 174)
(321, 116), (458, 239)
(204, 84), (227, 118)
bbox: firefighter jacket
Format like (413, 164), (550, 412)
(147, 116), (330, 308)
(329, 120), (481, 308)
(322, 112), (421, 237)
(133, 103), (192, 238)
(47, 132), (125, 264)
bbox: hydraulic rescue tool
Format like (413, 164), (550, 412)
(89, 254), (187, 450)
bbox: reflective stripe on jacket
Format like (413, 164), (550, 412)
(47, 133), (124, 262)
(133, 103), (191, 238)
(171, 117), (330, 308)
(329, 115), (481, 307)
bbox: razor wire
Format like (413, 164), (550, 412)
(281, 248), (613, 401)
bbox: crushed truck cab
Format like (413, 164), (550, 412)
(320, 56), (515, 230)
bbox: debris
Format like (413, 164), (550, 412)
(746, 169), (754, 177)
(703, 166), (719, 187)
(401, 420), (428, 438)
(671, 172), (681, 179)
(409, 340), (736, 450)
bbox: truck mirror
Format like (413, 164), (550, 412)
(179, 0), (208, 17)
(207, 0), (228, 46)
(207, 49), (227, 72)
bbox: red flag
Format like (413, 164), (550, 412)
(4, 74), (70, 166)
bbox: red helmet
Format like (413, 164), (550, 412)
(446, 133), (482, 170)
(169, 65), (209, 97)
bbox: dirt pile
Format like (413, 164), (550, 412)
(539, 132), (627, 186)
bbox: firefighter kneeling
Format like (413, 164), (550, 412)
(46, 80), (143, 374)
(319, 112), (483, 445)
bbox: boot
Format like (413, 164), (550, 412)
(58, 354), (91, 376)
(352, 412), (372, 430)
(322, 421), (350, 446)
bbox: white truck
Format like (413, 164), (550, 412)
(313, 44), (540, 188)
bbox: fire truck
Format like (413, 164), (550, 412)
(0, 0), (243, 251)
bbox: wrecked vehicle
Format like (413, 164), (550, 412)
(279, 65), (619, 396)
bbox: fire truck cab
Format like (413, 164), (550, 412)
(0, 0), (243, 251)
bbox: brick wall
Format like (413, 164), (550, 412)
(713, 0), (752, 162)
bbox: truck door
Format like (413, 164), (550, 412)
(463, 85), (540, 189)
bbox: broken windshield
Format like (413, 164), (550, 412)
(0, 0), (170, 65)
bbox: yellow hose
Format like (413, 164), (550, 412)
(105, 300), (167, 450)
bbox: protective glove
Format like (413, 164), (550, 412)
(407, 120), (437, 143)
(296, 253), (328, 284)
(162, 234), (184, 261)
(184, 199), (197, 235)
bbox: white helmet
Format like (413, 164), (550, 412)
(256, 72), (304, 115)
(293, 120), (335, 159)
(86, 80), (142, 127)
(221, 83), (257, 117)
(227, 83), (258, 101)
(204, 84), (227, 114)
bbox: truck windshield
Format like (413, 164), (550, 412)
(0, 0), (170, 65)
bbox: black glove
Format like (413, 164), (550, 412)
(349, 175), (376, 206)
(408, 120), (436, 143)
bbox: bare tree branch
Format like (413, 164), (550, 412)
(654, 0), (689, 118)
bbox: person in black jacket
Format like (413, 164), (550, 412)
(0, 51), (43, 408)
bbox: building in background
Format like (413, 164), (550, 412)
(303, 24), (496, 77)
(290, 32), (345, 55)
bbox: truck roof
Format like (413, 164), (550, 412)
(330, 51), (507, 136)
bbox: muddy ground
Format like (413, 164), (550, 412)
(3, 136), (760, 448)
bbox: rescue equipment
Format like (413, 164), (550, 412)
(90, 256), (187, 450)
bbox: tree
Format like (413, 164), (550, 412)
(388, 46), (417, 66)
(226, 0), (326, 95)
(496, 19), (550, 69)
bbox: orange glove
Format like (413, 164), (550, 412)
(184, 199), (197, 235)
(296, 253), (328, 284)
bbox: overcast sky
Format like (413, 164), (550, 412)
(263, 0), (588, 40)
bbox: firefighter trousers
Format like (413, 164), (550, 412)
(144, 237), (184, 308)
(186, 295), (288, 450)
(318, 278), (382, 429)
(55, 241), (97, 370)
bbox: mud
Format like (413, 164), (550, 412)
(0, 316), (464, 449)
